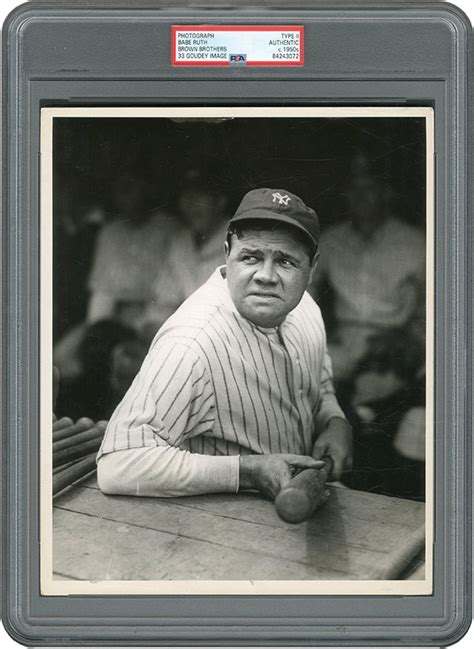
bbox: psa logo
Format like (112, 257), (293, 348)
(229, 54), (247, 64)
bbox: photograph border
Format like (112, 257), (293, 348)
(40, 106), (434, 597)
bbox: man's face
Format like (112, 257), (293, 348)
(114, 179), (147, 219)
(347, 176), (384, 237)
(179, 189), (225, 236)
(225, 227), (318, 328)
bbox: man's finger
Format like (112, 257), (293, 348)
(331, 455), (344, 481)
(287, 455), (326, 470)
(311, 442), (329, 461)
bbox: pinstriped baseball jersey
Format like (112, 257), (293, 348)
(98, 267), (345, 461)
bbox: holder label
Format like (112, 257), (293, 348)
(172, 26), (304, 66)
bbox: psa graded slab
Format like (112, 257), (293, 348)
(2, 1), (471, 646)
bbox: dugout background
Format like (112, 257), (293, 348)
(53, 116), (426, 339)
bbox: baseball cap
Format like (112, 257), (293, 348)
(228, 188), (320, 249)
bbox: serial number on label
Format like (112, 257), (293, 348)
(272, 52), (300, 59)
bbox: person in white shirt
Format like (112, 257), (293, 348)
(53, 175), (178, 381)
(88, 175), (179, 329)
(311, 172), (425, 381)
(144, 168), (229, 333)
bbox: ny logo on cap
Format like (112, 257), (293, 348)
(272, 192), (291, 206)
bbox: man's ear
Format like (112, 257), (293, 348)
(308, 250), (320, 283)
(224, 240), (230, 259)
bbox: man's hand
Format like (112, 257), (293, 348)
(312, 417), (353, 481)
(239, 454), (326, 501)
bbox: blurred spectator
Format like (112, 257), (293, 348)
(55, 320), (140, 422)
(109, 338), (149, 398)
(87, 174), (179, 328)
(54, 173), (179, 379)
(342, 327), (425, 500)
(53, 179), (106, 340)
(311, 164), (425, 382)
(144, 167), (229, 334)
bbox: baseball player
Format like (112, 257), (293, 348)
(97, 187), (353, 500)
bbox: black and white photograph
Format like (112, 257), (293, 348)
(40, 107), (433, 595)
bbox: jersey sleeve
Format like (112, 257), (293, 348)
(98, 338), (239, 496)
(100, 339), (215, 455)
(313, 341), (348, 434)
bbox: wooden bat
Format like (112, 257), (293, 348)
(52, 417), (95, 442)
(275, 456), (333, 524)
(53, 421), (107, 451)
(53, 453), (97, 496)
(53, 436), (103, 468)
(53, 458), (78, 475)
(53, 416), (74, 432)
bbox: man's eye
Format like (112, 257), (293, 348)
(242, 255), (258, 263)
(280, 259), (294, 267)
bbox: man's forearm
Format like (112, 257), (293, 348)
(313, 416), (352, 448)
(325, 415), (351, 429)
(315, 393), (347, 431)
(98, 445), (240, 497)
(311, 416), (353, 479)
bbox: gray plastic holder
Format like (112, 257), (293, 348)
(2, 1), (472, 645)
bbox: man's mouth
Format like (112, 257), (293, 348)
(249, 292), (280, 299)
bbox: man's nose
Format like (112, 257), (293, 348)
(254, 259), (278, 283)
